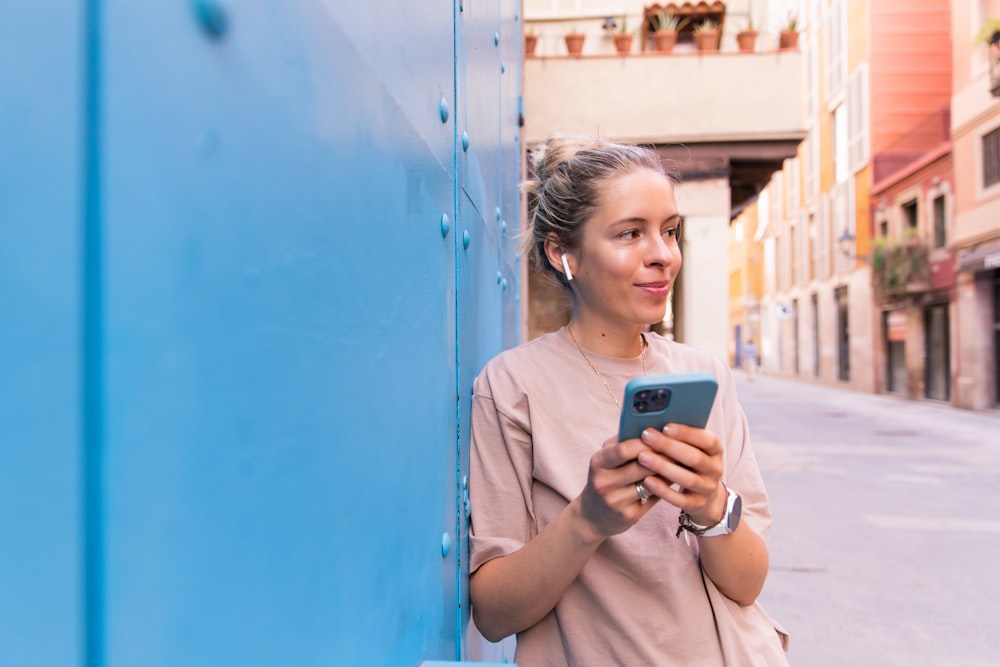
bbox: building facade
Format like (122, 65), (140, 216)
(951, 0), (1000, 409)
(757, 0), (959, 404)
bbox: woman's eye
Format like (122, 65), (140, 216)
(664, 226), (679, 239)
(619, 230), (639, 240)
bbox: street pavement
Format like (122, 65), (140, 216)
(738, 371), (1000, 666)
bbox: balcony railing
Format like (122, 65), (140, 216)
(872, 237), (930, 296)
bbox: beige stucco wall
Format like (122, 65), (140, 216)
(522, 53), (803, 145)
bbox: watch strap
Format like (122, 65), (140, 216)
(675, 487), (741, 539)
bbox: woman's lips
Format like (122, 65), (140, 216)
(636, 280), (671, 297)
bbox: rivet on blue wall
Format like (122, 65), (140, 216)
(501, 278), (508, 291)
(501, 221), (508, 234)
(440, 213), (450, 238)
(462, 131), (470, 152)
(441, 532), (451, 557)
(500, 62), (506, 74)
(191, 0), (228, 40)
(463, 230), (470, 249)
(495, 207), (502, 221)
(439, 98), (449, 123)
(494, 32), (500, 46)
(496, 271), (502, 284)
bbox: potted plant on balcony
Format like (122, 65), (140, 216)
(737, 19), (758, 52)
(694, 19), (719, 53)
(564, 26), (586, 57)
(872, 234), (930, 295)
(779, 13), (800, 50)
(613, 15), (633, 55)
(525, 27), (538, 57)
(651, 11), (685, 53)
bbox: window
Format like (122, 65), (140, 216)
(833, 104), (849, 183)
(816, 193), (831, 280)
(826, 0), (846, 100)
(790, 222), (799, 285)
(805, 130), (819, 202)
(984, 126), (1000, 188)
(933, 195), (947, 248)
(808, 212), (817, 282)
(902, 200), (918, 233)
(848, 64), (870, 173)
(879, 218), (888, 237)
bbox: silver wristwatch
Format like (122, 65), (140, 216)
(676, 487), (742, 538)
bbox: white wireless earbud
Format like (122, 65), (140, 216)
(560, 253), (574, 281)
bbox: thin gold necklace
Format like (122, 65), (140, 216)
(566, 326), (647, 409)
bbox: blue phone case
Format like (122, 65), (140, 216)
(617, 372), (719, 441)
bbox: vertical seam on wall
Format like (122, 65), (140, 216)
(452, 0), (463, 660)
(82, 0), (105, 665)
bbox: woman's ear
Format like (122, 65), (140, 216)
(543, 236), (574, 281)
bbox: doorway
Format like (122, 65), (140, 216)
(924, 303), (950, 401)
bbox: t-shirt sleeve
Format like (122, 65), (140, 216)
(468, 367), (536, 574)
(713, 359), (773, 541)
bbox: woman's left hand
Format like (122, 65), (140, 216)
(635, 423), (727, 526)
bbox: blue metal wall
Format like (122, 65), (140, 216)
(0, 1), (521, 665)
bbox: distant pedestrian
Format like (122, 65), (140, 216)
(744, 340), (758, 382)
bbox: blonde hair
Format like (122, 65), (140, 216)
(522, 136), (674, 285)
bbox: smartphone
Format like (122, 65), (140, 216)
(618, 372), (719, 441)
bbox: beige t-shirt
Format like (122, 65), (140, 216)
(469, 327), (788, 666)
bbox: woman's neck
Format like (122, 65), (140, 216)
(567, 316), (645, 358)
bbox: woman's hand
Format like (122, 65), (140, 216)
(577, 434), (660, 540)
(633, 422), (769, 606)
(634, 423), (727, 527)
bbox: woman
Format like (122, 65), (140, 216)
(468, 136), (788, 665)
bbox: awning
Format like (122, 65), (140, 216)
(956, 242), (1000, 273)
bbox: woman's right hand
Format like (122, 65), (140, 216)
(577, 435), (659, 539)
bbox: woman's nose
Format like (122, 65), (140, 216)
(646, 232), (676, 266)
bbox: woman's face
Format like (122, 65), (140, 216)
(568, 167), (682, 330)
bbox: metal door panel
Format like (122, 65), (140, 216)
(0, 3), (84, 665)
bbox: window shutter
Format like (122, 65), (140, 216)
(848, 63), (870, 173)
(817, 193), (830, 280)
(826, 0), (845, 99)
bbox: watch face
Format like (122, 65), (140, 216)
(728, 494), (743, 531)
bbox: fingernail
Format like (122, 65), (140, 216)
(638, 452), (653, 466)
(641, 429), (655, 443)
(663, 424), (677, 437)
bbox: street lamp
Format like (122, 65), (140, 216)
(837, 228), (856, 259)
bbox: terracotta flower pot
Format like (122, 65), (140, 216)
(652, 29), (677, 53)
(694, 29), (719, 53)
(525, 34), (538, 56)
(564, 33), (585, 57)
(613, 33), (633, 55)
(736, 30), (758, 52)
(779, 30), (799, 50)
